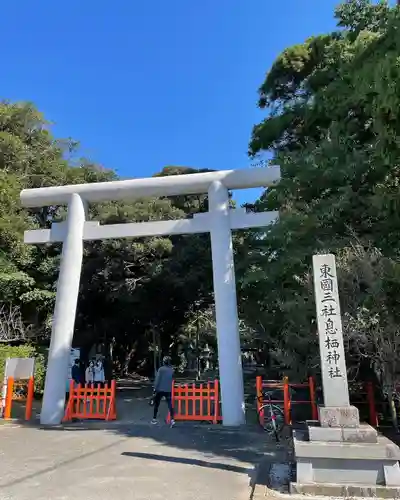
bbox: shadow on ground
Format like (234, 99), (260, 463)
(2, 378), (291, 499)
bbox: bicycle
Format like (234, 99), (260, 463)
(256, 390), (285, 441)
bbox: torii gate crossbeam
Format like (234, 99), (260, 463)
(20, 167), (280, 426)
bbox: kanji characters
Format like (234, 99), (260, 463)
(325, 337), (340, 349)
(320, 278), (334, 292)
(321, 304), (336, 317)
(321, 292), (335, 303)
(324, 317), (337, 334)
(328, 366), (342, 378)
(326, 350), (340, 364)
(320, 264), (334, 279)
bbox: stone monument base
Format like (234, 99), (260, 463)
(290, 482), (400, 498)
(291, 416), (400, 497)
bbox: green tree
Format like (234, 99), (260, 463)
(75, 167), (214, 375)
(240, 1), (400, 391)
(0, 101), (216, 378)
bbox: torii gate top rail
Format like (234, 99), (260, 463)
(20, 166), (280, 207)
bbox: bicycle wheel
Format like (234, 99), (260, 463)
(258, 404), (285, 433)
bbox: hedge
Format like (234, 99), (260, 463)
(0, 344), (46, 394)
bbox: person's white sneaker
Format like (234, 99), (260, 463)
(151, 418), (158, 425)
(170, 419), (175, 428)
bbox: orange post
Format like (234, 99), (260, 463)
(309, 376), (318, 421)
(103, 382), (108, 415)
(214, 379), (219, 424)
(256, 376), (264, 425)
(283, 376), (290, 425)
(71, 380), (76, 416)
(183, 384), (187, 417)
(96, 383), (100, 413)
(25, 377), (35, 421)
(366, 381), (378, 427)
(77, 382), (82, 417)
(4, 377), (14, 420)
(105, 382), (109, 420)
(84, 384), (88, 418)
(192, 383), (196, 420)
(207, 382), (211, 417)
(110, 379), (116, 419)
(63, 380), (74, 422)
(199, 383), (204, 419)
(167, 383), (173, 424)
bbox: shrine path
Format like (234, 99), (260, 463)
(0, 383), (288, 500)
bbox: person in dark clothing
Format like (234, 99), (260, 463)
(151, 356), (175, 427)
(71, 359), (81, 386)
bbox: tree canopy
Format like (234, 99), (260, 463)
(0, 101), (216, 374)
(240, 0), (400, 390)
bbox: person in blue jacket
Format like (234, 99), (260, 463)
(151, 356), (175, 427)
(71, 359), (81, 386)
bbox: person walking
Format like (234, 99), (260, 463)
(85, 359), (95, 385)
(71, 359), (81, 387)
(151, 356), (175, 427)
(94, 359), (105, 386)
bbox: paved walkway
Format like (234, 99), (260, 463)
(0, 381), (288, 500)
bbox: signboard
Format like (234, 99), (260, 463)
(1, 357), (35, 416)
(5, 357), (35, 379)
(312, 254), (350, 407)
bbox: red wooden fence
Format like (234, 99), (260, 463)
(256, 376), (379, 427)
(168, 380), (221, 424)
(256, 376), (318, 426)
(63, 381), (117, 422)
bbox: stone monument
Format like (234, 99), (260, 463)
(291, 253), (400, 497)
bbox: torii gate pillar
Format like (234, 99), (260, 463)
(209, 181), (245, 425)
(41, 194), (86, 425)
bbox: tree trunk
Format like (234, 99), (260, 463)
(152, 328), (158, 379)
(388, 394), (399, 432)
(122, 346), (136, 376)
(196, 315), (201, 380)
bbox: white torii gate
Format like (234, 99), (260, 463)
(20, 167), (280, 426)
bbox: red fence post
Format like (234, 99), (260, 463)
(4, 377), (14, 420)
(110, 379), (117, 419)
(25, 377), (35, 421)
(283, 376), (290, 425)
(309, 376), (318, 421)
(62, 380), (73, 422)
(166, 381), (174, 424)
(256, 376), (264, 426)
(214, 379), (219, 424)
(366, 381), (378, 427)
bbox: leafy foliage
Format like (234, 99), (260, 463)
(240, 0), (400, 389)
(0, 100), (216, 376)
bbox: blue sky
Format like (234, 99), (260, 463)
(2, 0), (341, 203)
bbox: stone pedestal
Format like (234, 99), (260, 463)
(318, 405), (360, 428)
(296, 255), (400, 496)
(291, 407), (400, 497)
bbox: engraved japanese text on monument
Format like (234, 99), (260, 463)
(312, 254), (350, 407)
